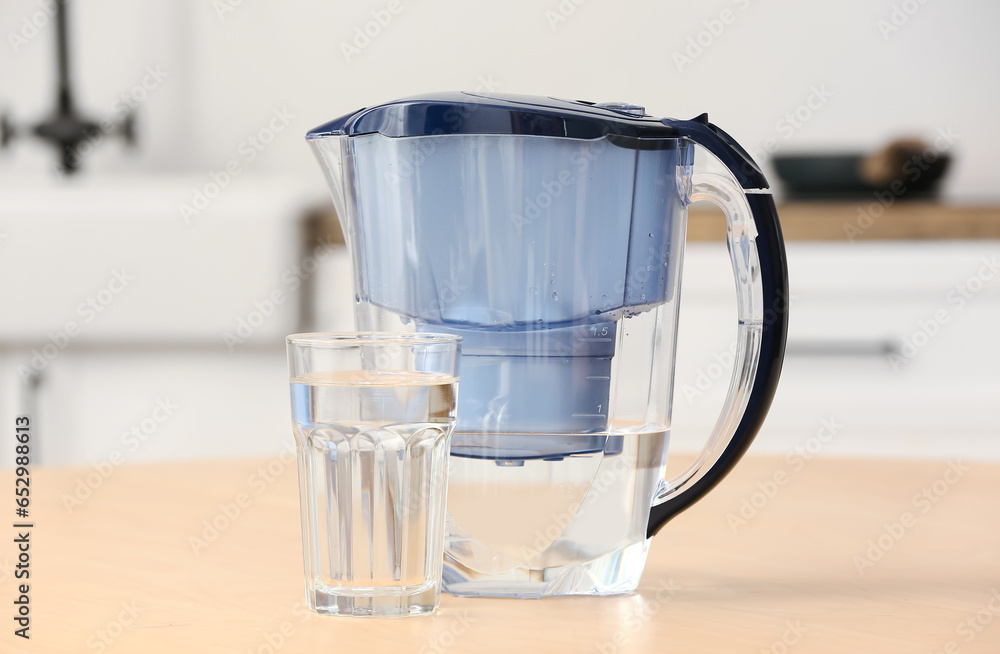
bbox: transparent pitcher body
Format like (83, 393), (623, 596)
(308, 94), (787, 598)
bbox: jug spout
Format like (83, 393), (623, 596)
(307, 134), (351, 241)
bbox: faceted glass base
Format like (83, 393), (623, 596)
(308, 581), (440, 617)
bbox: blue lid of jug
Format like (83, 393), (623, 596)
(306, 92), (768, 189)
(305, 92), (681, 140)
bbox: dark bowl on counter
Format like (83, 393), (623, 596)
(773, 149), (951, 201)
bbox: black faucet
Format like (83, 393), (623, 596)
(1, 0), (135, 174)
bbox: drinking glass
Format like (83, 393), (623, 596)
(286, 332), (460, 616)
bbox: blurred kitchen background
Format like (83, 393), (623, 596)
(1, 0), (998, 468)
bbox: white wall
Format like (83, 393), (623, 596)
(1, 0), (998, 199)
(1, 0), (998, 467)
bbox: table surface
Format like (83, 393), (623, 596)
(687, 202), (1000, 241)
(3, 455), (998, 654)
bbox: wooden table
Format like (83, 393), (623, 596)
(3, 456), (999, 653)
(687, 203), (1000, 241)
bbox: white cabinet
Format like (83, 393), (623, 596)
(0, 175), (325, 466)
(5, 177), (996, 467)
(0, 175), (312, 342)
(671, 240), (1000, 460)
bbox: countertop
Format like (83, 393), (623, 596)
(3, 456), (999, 653)
(310, 202), (1000, 246)
(688, 202), (1000, 241)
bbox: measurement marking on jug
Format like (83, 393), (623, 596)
(579, 337), (613, 343)
(571, 413), (607, 418)
(586, 376), (611, 381)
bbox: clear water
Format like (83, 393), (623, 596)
(443, 427), (670, 598)
(290, 370), (457, 616)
